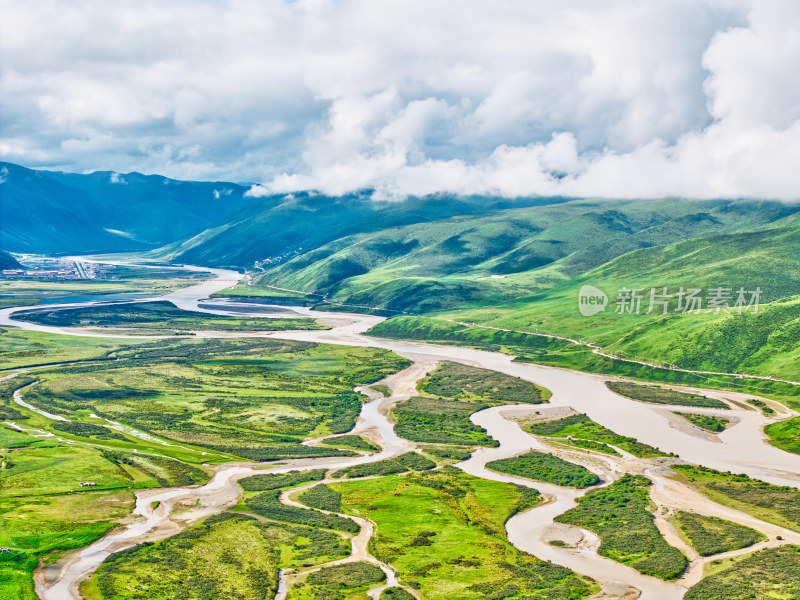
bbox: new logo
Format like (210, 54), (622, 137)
(578, 285), (608, 316)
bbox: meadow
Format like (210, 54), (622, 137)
(685, 545), (800, 599)
(605, 381), (728, 409)
(87, 513), (351, 600)
(486, 451), (600, 488)
(671, 511), (764, 556)
(18, 337), (411, 461)
(17, 300), (326, 333)
(331, 468), (596, 599)
(673, 466), (800, 531)
(523, 413), (672, 458)
(419, 360), (550, 404)
(330, 452), (436, 479)
(556, 475), (688, 580)
(681, 414), (730, 432)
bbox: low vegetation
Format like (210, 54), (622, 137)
(681, 413), (730, 432)
(0, 488), (132, 600)
(685, 545), (800, 599)
(21, 338), (411, 461)
(556, 475), (688, 580)
(238, 470), (327, 492)
(524, 413), (672, 458)
(764, 416), (800, 454)
(606, 381), (728, 409)
(333, 468), (595, 599)
(245, 490), (359, 533)
(90, 513), (350, 600)
(673, 465), (800, 531)
(51, 420), (128, 441)
(420, 361), (550, 404)
(298, 484), (342, 512)
(486, 451), (600, 488)
(16, 300), (327, 332)
(748, 398), (776, 416)
(393, 396), (497, 447)
(672, 510), (765, 556)
(551, 437), (620, 456)
(331, 452), (436, 479)
(294, 562), (386, 600)
(381, 588), (416, 600)
(320, 435), (380, 452)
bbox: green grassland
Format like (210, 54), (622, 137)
(380, 588), (415, 600)
(332, 467), (596, 599)
(419, 360), (550, 404)
(486, 451), (601, 488)
(389, 361), (553, 449)
(0, 328), (150, 370)
(231, 198), (798, 315)
(89, 513), (350, 600)
(246, 489), (359, 533)
(681, 414), (731, 432)
(331, 452), (436, 479)
(556, 475), (688, 579)
(437, 218), (800, 380)
(239, 470), (327, 492)
(0, 488), (134, 600)
(673, 466), (800, 532)
(764, 417), (800, 455)
(606, 381), (728, 409)
(685, 545), (800, 599)
(289, 562), (386, 600)
(0, 265), (207, 300)
(298, 484), (342, 512)
(0, 423), (199, 599)
(523, 413), (672, 458)
(368, 316), (572, 355)
(393, 396), (497, 447)
(671, 511), (765, 556)
(320, 435), (380, 452)
(16, 300), (327, 333)
(19, 338), (411, 461)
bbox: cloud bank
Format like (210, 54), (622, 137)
(1, 0), (799, 199)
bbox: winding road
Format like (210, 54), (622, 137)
(2, 261), (799, 600)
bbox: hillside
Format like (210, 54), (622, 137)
(0, 162), (254, 254)
(155, 192), (569, 267)
(226, 199), (800, 313)
(0, 251), (22, 270)
(433, 216), (800, 379)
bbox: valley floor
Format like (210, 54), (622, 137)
(2, 260), (800, 600)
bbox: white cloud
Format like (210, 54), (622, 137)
(1, 0), (798, 200)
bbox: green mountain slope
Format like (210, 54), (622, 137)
(159, 193), (570, 267)
(442, 217), (800, 379)
(232, 199), (800, 313)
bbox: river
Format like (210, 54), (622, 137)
(2, 261), (799, 600)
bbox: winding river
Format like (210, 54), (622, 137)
(2, 261), (799, 600)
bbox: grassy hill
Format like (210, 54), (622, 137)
(225, 198), (800, 314)
(441, 217), (800, 379)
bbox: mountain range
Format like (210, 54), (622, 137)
(2, 161), (799, 378)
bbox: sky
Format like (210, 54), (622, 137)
(1, 0), (799, 200)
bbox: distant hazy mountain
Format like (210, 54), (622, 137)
(0, 162), (254, 254)
(0, 250), (22, 269)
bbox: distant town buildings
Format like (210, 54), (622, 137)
(0, 259), (110, 280)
